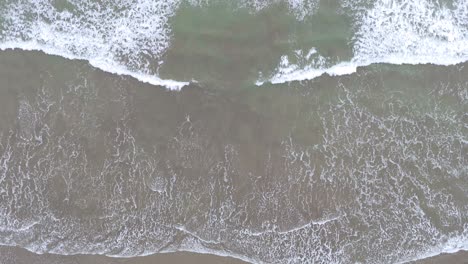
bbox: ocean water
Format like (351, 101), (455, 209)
(0, 0), (467, 263)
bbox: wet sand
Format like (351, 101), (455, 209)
(0, 246), (247, 264)
(0, 50), (466, 263)
(411, 251), (468, 264)
(0, 246), (466, 264)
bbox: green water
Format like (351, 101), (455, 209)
(160, 0), (353, 88)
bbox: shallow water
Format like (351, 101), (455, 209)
(0, 0), (467, 263)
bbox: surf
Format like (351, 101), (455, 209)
(259, 0), (468, 85)
(0, 0), (189, 90)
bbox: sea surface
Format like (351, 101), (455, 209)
(0, 0), (467, 263)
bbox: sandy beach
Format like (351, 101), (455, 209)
(0, 246), (247, 264)
(1, 246), (467, 264)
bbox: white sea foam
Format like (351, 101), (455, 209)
(0, 0), (320, 89)
(0, 0), (188, 90)
(257, 59), (358, 85)
(260, 0), (468, 85)
(0, 1), (467, 263)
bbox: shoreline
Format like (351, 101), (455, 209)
(410, 250), (468, 264)
(0, 48), (466, 264)
(0, 43), (190, 91)
(1, 46), (467, 91)
(1, 246), (467, 264)
(0, 246), (248, 264)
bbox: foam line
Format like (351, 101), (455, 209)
(258, 54), (468, 86)
(0, 41), (189, 90)
(258, 0), (468, 85)
(0, 0), (188, 90)
(397, 235), (468, 264)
